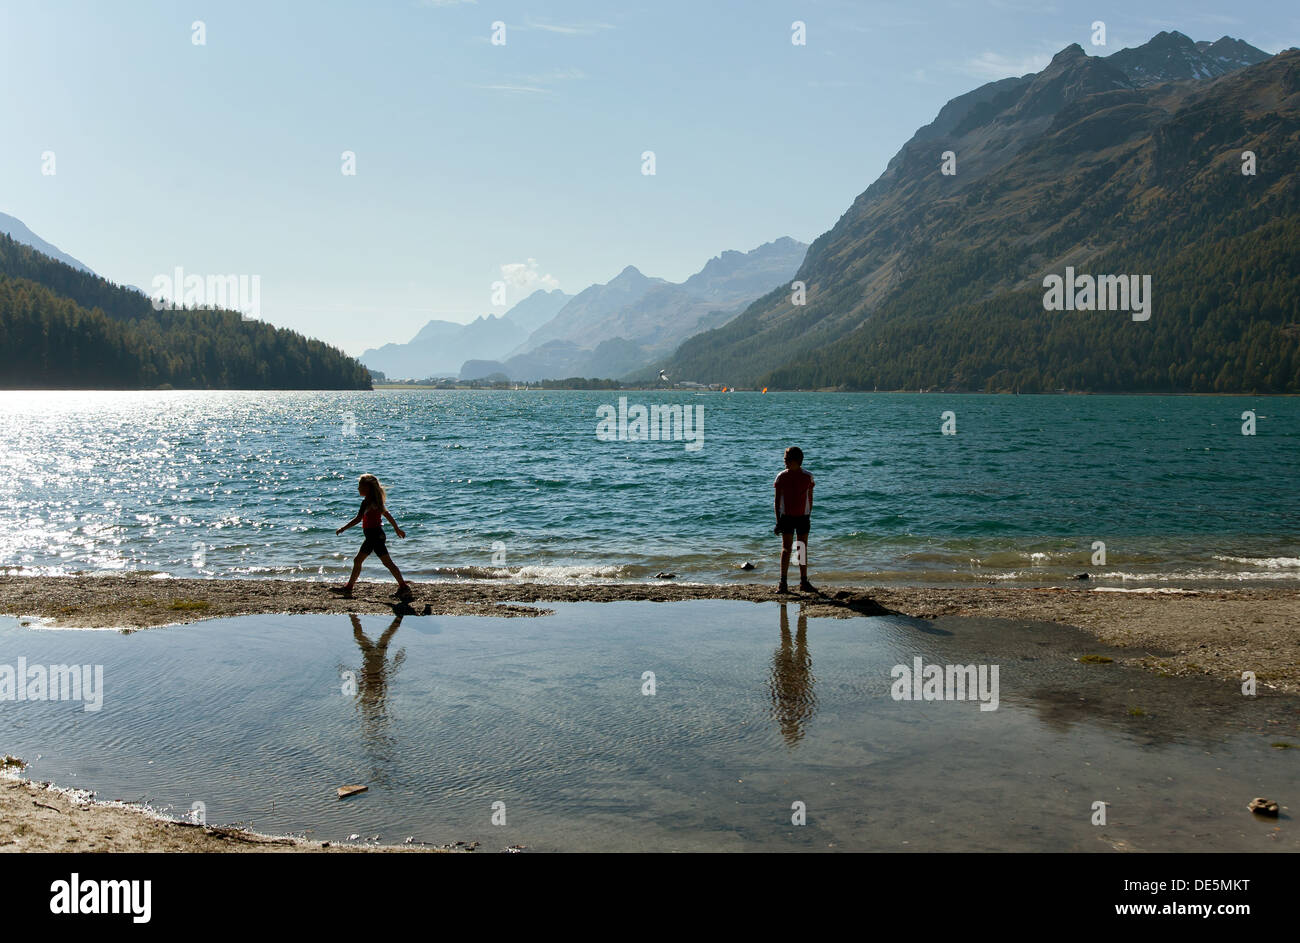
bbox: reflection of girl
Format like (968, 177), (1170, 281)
(351, 614), (406, 704)
(332, 474), (411, 599)
(347, 614), (406, 785)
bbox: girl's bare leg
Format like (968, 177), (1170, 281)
(377, 551), (407, 589)
(339, 551), (368, 590)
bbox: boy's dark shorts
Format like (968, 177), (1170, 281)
(359, 526), (388, 555)
(777, 514), (811, 537)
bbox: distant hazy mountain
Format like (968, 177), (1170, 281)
(467, 238), (807, 380)
(498, 288), (571, 335)
(667, 33), (1300, 393)
(0, 213), (94, 274)
(512, 265), (669, 355)
(571, 237), (810, 364)
(361, 315), (526, 379)
(359, 288), (572, 380)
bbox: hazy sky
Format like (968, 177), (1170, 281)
(3, 0), (1296, 354)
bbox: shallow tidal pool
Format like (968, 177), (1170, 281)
(1, 600), (1295, 852)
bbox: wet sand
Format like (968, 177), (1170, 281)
(2, 575), (1297, 694)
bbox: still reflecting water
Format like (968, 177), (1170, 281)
(2, 601), (1295, 851)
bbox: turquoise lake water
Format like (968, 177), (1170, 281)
(1, 390), (1297, 587)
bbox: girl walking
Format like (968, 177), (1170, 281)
(332, 473), (412, 599)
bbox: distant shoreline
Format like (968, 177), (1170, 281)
(0, 386), (1291, 395)
(372, 385), (1298, 395)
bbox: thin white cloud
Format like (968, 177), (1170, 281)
(524, 21), (615, 35)
(474, 67), (586, 95)
(987, 0), (1063, 12)
(521, 67), (587, 83)
(471, 84), (549, 93)
(844, 14), (932, 31)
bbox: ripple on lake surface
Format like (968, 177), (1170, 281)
(2, 390), (1298, 587)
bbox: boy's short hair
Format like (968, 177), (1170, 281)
(785, 446), (804, 464)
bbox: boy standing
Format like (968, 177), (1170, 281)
(774, 446), (816, 594)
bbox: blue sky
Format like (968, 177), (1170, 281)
(3, 0), (1296, 354)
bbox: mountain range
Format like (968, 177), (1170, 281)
(665, 31), (1299, 393)
(364, 238), (806, 382)
(7, 29), (1291, 394)
(364, 287), (572, 379)
(458, 237), (808, 381)
(359, 288), (572, 380)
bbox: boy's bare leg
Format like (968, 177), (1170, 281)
(796, 534), (816, 591)
(780, 531), (793, 587)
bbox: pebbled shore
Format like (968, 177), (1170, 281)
(0, 773), (448, 853)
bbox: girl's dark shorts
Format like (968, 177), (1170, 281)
(359, 526), (388, 555)
(778, 514), (811, 537)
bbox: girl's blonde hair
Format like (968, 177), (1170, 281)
(358, 474), (386, 508)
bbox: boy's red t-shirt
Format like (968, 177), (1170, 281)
(775, 468), (814, 515)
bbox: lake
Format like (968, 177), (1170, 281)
(1, 390), (1297, 587)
